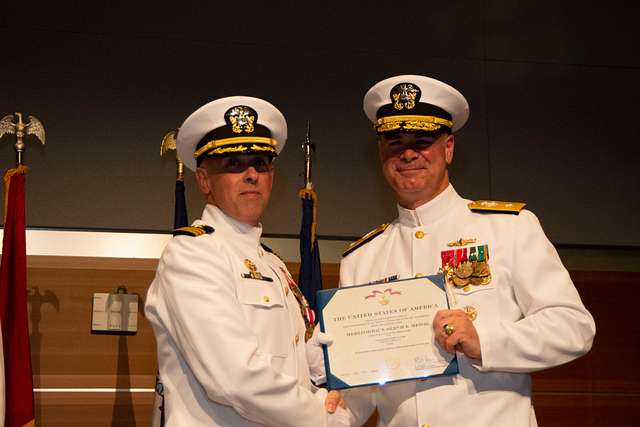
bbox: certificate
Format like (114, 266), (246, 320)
(317, 275), (458, 390)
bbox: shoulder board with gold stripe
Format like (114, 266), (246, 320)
(468, 200), (526, 214)
(342, 223), (389, 258)
(172, 225), (215, 237)
(260, 243), (284, 262)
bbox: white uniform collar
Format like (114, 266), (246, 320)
(201, 204), (263, 246)
(397, 184), (460, 227)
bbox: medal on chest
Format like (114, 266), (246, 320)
(280, 267), (316, 340)
(440, 240), (492, 292)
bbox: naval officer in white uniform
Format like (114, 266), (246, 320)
(145, 96), (347, 426)
(338, 75), (595, 427)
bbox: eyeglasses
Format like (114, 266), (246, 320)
(213, 155), (274, 174)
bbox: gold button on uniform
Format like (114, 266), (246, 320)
(262, 295), (270, 303)
(415, 273), (425, 278)
(295, 334), (300, 345)
(415, 230), (425, 239)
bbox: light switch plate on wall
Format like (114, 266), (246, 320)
(91, 292), (138, 334)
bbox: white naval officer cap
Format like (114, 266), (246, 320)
(363, 75), (469, 134)
(176, 96), (288, 171)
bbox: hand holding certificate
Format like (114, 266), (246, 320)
(316, 275), (458, 390)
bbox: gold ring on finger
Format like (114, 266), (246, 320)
(443, 323), (455, 336)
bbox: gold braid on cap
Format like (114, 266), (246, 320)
(207, 144), (277, 156)
(194, 136), (277, 158)
(375, 115), (453, 133)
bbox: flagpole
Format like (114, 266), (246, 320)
(297, 122), (322, 340)
(160, 129), (188, 229)
(154, 129), (189, 427)
(0, 111), (43, 427)
(303, 122), (314, 190)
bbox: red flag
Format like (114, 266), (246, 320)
(0, 165), (35, 427)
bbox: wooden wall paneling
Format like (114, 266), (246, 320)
(28, 256), (158, 426)
(285, 262), (340, 291)
(531, 393), (640, 427)
(529, 271), (640, 425)
(532, 271), (640, 394)
(35, 392), (153, 427)
(27, 258), (640, 425)
(28, 265), (158, 389)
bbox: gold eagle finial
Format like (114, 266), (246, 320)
(0, 112), (46, 165)
(160, 130), (177, 156)
(160, 129), (184, 180)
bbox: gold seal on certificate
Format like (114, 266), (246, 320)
(317, 274), (458, 389)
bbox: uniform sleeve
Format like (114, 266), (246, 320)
(474, 210), (596, 373)
(340, 389), (377, 427)
(156, 237), (328, 427)
(339, 254), (356, 287)
(306, 324), (327, 386)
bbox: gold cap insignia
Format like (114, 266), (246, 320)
(225, 105), (256, 134)
(391, 83), (421, 111)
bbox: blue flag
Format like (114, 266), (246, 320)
(174, 180), (188, 228)
(298, 188), (322, 311)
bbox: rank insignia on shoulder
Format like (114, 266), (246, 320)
(172, 224), (215, 237)
(468, 200), (526, 214)
(342, 223), (389, 257)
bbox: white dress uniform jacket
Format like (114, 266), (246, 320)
(145, 205), (328, 426)
(339, 185), (595, 427)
